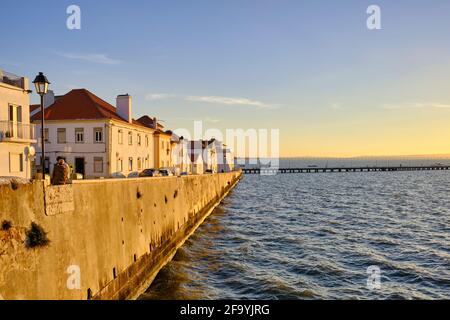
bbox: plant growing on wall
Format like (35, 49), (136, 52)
(25, 222), (50, 248)
(1, 220), (12, 231)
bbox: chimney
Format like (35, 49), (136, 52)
(153, 117), (157, 129)
(44, 90), (55, 108)
(22, 77), (29, 91)
(116, 94), (132, 123)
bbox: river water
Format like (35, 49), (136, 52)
(139, 169), (450, 300)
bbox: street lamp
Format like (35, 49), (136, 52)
(33, 72), (50, 176)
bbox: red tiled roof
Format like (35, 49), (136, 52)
(30, 104), (40, 112)
(154, 129), (172, 136)
(29, 89), (157, 132)
(30, 89), (125, 122)
(136, 115), (165, 130)
(136, 115), (155, 128)
(28, 89), (174, 135)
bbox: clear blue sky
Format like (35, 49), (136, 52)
(2, 0), (450, 156)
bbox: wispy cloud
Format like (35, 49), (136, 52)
(330, 103), (342, 110)
(56, 52), (122, 65)
(168, 116), (221, 123)
(145, 93), (175, 101)
(203, 117), (221, 123)
(142, 93), (281, 109)
(381, 102), (450, 110)
(186, 95), (279, 109)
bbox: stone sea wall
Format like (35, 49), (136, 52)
(0, 171), (241, 300)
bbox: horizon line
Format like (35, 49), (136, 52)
(236, 153), (450, 159)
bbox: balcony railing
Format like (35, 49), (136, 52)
(0, 70), (25, 89)
(0, 121), (36, 142)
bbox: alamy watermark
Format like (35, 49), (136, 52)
(64, 5), (381, 31)
(66, 5), (81, 30)
(66, 265), (81, 290)
(172, 121), (280, 175)
(366, 265), (382, 290)
(367, 5), (382, 30)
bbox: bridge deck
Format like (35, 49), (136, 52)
(242, 166), (450, 174)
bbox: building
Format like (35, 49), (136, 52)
(220, 147), (235, 172)
(153, 129), (173, 169)
(135, 115), (174, 169)
(203, 139), (219, 173)
(188, 140), (205, 174)
(186, 139), (235, 174)
(0, 69), (35, 178)
(30, 89), (158, 178)
(171, 135), (190, 174)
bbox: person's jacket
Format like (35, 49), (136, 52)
(51, 162), (69, 185)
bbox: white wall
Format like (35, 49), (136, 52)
(109, 122), (155, 176)
(171, 140), (190, 174)
(33, 120), (157, 179)
(0, 81), (32, 178)
(0, 82), (30, 125)
(34, 120), (108, 178)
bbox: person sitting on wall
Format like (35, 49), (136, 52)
(51, 156), (70, 185)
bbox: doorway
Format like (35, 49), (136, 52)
(75, 157), (85, 177)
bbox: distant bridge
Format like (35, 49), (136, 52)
(242, 165), (450, 174)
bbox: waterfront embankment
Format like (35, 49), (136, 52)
(0, 171), (241, 300)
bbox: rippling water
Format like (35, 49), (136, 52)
(140, 171), (450, 300)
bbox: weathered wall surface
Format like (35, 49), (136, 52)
(0, 171), (241, 300)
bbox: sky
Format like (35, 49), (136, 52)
(2, 0), (450, 157)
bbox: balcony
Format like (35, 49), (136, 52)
(0, 70), (26, 90)
(0, 121), (36, 143)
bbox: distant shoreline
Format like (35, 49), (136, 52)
(238, 154), (450, 161)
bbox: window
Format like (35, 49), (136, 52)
(8, 104), (22, 122)
(118, 129), (123, 144)
(75, 128), (84, 143)
(128, 157), (133, 171)
(8, 105), (14, 121)
(128, 132), (133, 145)
(137, 157), (142, 170)
(137, 134), (141, 146)
(94, 128), (103, 143)
(57, 128), (66, 143)
(9, 153), (23, 173)
(117, 158), (123, 172)
(145, 135), (149, 147)
(161, 141), (164, 150)
(94, 157), (103, 173)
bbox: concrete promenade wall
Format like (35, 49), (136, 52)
(0, 171), (242, 300)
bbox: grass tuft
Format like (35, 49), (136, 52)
(25, 222), (50, 249)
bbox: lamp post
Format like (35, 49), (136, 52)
(32, 72), (50, 176)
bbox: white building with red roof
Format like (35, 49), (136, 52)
(30, 89), (170, 178)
